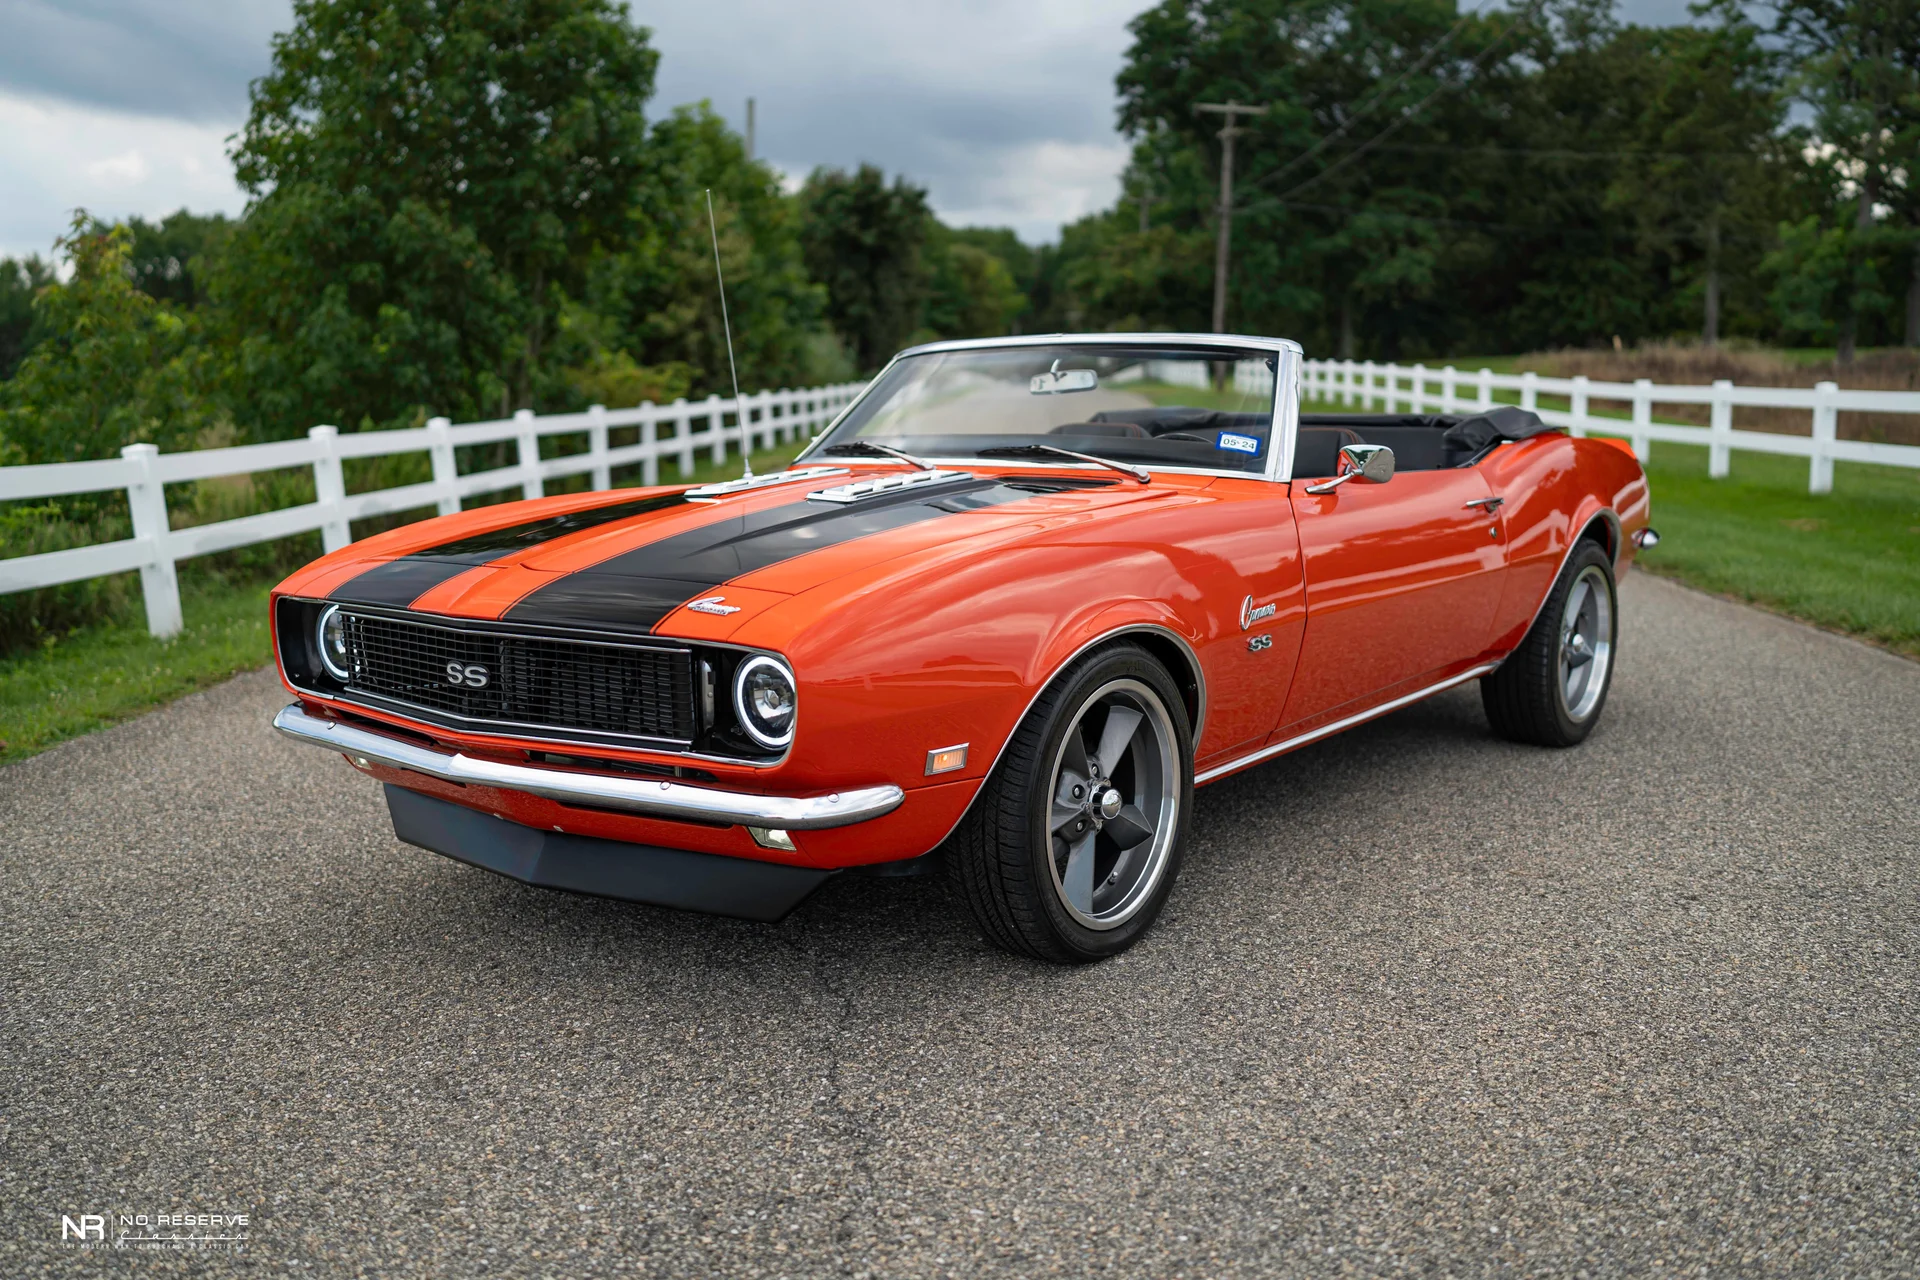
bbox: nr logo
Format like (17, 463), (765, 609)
(62, 1215), (104, 1241)
(445, 661), (489, 688)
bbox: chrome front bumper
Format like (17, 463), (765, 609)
(272, 704), (905, 830)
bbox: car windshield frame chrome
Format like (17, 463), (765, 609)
(798, 333), (1302, 485)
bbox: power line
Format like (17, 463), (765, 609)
(1251, 7), (1480, 193)
(1246, 2), (1542, 205)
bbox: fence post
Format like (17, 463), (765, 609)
(674, 398), (695, 476)
(1409, 364), (1427, 412)
(639, 403), (659, 487)
(1810, 380), (1838, 494)
(1477, 368), (1494, 411)
(1708, 380), (1733, 479)
(120, 443), (183, 639)
(1342, 358), (1356, 406)
(1441, 366), (1457, 414)
(1521, 371), (1538, 413)
(1571, 376), (1589, 438)
(706, 395), (728, 466)
(513, 408), (542, 500)
(1361, 359), (1376, 410)
(426, 416), (460, 516)
(588, 404), (611, 491)
(308, 425), (351, 553)
(1630, 379), (1652, 462)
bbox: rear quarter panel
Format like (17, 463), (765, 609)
(1484, 435), (1651, 655)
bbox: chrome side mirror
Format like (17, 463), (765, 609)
(1304, 443), (1395, 494)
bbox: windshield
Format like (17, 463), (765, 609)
(813, 344), (1280, 475)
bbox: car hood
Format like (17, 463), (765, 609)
(285, 468), (1185, 635)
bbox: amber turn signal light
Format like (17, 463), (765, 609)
(925, 744), (969, 776)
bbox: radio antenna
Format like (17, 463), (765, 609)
(705, 189), (750, 478)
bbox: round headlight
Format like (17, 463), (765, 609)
(316, 605), (352, 682)
(733, 655), (796, 750)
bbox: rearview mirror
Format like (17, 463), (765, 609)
(1030, 364), (1098, 395)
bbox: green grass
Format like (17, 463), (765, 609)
(1636, 444), (1920, 658)
(0, 437), (819, 766)
(0, 578), (276, 764)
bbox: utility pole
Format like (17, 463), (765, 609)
(1135, 188), (1157, 234)
(746, 97), (756, 161)
(1194, 101), (1267, 333)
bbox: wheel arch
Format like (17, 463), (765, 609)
(930, 620), (1205, 852)
(1500, 506), (1621, 666)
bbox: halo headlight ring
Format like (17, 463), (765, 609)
(316, 604), (352, 682)
(732, 654), (797, 751)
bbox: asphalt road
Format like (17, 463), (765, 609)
(4, 574), (1917, 1278)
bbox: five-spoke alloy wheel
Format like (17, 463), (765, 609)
(947, 643), (1193, 963)
(1483, 538), (1619, 747)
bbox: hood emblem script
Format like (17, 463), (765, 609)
(687, 596), (742, 616)
(1240, 595), (1277, 631)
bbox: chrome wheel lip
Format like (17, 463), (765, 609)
(1043, 677), (1180, 931)
(1557, 564), (1614, 723)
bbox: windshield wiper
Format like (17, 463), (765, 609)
(974, 444), (1150, 484)
(821, 441), (934, 470)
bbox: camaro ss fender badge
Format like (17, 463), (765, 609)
(1239, 595), (1278, 630)
(687, 596), (742, 616)
(446, 662), (489, 688)
(1247, 633), (1273, 652)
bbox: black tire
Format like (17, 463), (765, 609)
(945, 643), (1194, 964)
(1482, 539), (1618, 747)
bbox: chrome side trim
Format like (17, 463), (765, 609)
(1193, 663), (1498, 786)
(272, 704), (903, 830)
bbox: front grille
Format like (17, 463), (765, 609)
(342, 613), (696, 743)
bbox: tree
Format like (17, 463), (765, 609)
(920, 226), (1027, 342)
(0, 216), (205, 466)
(555, 103), (827, 407)
(103, 210), (233, 310)
(0, 253), (55, 381)
(1734, 0), (1920, 359)
(212, 0), (658, 436)
(1607, 21), (1789, 345)
(798, 166), (933, 372)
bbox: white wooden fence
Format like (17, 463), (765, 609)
(0, 383), (864, 638)
(1302, 358), (1920, 495)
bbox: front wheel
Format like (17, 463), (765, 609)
(945, 644), (1193, 964)
(1482, 540), (1618, 747)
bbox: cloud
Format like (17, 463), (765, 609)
(0, 0), (1703, 255)
(0, 0), (291, 123)
(0, 91), (246, 259)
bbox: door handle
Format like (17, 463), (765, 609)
(1463, 496), (1505, 511)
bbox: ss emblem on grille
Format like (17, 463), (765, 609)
(446, 661), (490, 688)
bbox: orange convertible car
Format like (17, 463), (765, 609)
(272, 334), (1652, 962)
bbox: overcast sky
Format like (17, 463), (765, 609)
(0, 0), (1693, 260)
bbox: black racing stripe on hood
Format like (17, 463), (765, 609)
(397, 492), (690, 562)
(325, 492), (690, 608)
(504, 477), (1044, 633)
(328, 558), (479, 607)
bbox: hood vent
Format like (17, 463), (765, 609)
(685, 466), (848, 500)
(808, 469), (975, 505)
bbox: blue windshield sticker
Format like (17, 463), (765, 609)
(1216, 432), (1261, 455)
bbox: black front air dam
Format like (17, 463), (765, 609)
(384, 785), (832, 922)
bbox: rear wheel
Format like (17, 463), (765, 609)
(946, 644), (1192, 964)
(1482, 539), (1617, 747)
